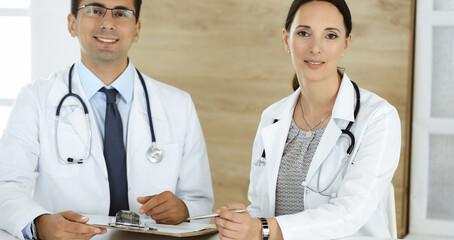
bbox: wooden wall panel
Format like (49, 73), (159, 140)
(129, 0), (414, 238)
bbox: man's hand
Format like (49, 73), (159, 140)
(34, 211), (106, 240)
(137, 191), (189, 224)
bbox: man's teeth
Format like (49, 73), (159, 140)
(97, 37), (117, 43)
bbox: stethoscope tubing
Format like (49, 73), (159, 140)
(258, 80), (361, 197)
(304, 80), (360, 196)
(55, 64), (159, 164)
(55, 64), (92, 164)
(136, 69), (157, 144)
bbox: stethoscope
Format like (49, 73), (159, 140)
(256, 81), (360, 198)
(55, 63), (163, 164)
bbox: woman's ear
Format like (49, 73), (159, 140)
(343, 33), (352, 52)
(282, 28), (291, 53)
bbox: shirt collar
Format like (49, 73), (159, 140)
(77, 59), (134, 103)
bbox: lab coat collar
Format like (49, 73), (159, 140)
(45, 62), (167, 121)
(262, 73), (356, 127)
(262, 72), (356, 124)
(332, 73), (356, 123)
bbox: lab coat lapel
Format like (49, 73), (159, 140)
(70, 68), (107, 176)
(305, 119), (342, 180)
(126, 70), (167, 170)
(47, 64), (107, 176)
(261, 90), (299, 213)
(306, 75), (356, 181)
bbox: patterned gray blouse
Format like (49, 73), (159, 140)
(275, 119), (326, 216)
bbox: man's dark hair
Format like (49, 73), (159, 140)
(71, 0), (142, 22)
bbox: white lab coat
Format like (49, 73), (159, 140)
(247, 74), (401, 239)
(0, 63), (214, 239)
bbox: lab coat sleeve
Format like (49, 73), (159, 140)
(175, 97), (214, 222)
(275, 106), (401, 239)
(0, 86), (49, 240)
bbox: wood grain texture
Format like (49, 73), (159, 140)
(129, 0), (414, 238)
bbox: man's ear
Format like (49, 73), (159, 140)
(68, 13), (77, 38)
(134, 20), (141, 43)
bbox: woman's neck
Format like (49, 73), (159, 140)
(294, 72), (342, 130)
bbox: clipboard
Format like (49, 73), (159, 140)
(86, 211), (218, 237)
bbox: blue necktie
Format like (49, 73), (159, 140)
(99, 87), (129, 216)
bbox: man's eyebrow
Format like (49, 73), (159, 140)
(85, 2), (131, 10)
(84, 2), (105, 7)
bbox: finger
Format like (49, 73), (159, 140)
(139, 192), (169, 214)
(224, 202), (246, 211)
(61, 232), (96, 239)
(145, 201), (169, 217)
(137, 195), (154, 204)
(64, 219), (104, 235)
(61, 211), (89, 223)
(217, 208), (248, 223)
(219, 228), (241, 239)
(219, 231), (236, 240)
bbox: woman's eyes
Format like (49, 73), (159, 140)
(326, 33), (338, 39)
(297, 31), (310, 37)
(296, 31), (338, 39)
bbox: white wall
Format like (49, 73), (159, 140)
(30, 0), (79, 80)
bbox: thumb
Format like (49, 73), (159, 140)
(61, 211), (89, 223)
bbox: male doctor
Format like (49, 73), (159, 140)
(0, 0), (213, 239)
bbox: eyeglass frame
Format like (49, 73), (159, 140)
(76, 5), (136, 21)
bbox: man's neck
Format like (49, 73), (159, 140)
(81, 58), (129, 86)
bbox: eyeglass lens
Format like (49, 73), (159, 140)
(81, 6), (134, 20)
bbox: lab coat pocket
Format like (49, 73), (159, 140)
(132, 142), (183, 196)
(250, 163), (268, 203)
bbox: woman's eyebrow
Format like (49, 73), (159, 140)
(325, 27), (341, 33)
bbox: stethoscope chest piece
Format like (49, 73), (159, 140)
(147, 143), (163, 163)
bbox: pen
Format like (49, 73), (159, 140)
(187, 209), (247, 221)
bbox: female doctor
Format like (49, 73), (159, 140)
(214, 0), (401, 239)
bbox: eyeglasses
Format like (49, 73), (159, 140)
(77, 5), (135, 21)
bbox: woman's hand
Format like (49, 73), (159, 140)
(214, 203), (261, 240)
